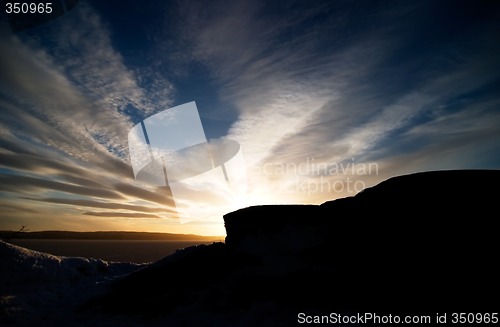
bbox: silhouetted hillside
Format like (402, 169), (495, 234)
(84, 170), (499, 326)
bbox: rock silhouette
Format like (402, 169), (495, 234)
(86, 169), (500, 325)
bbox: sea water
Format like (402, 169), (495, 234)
(10, 239), (219, 263)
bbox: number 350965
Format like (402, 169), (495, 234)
(6, 2), (53, 14)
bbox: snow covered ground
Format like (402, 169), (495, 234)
(0, 240), (293, 327)
(0, 241), (144, 326)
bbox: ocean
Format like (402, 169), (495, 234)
(10, 239), (221, 263)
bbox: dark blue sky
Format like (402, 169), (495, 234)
(0, 0), (499, 234)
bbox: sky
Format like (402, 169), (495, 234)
(0, 0), (499, 236)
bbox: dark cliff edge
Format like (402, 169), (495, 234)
(84, 170), (500, 326)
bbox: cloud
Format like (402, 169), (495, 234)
(0, 201), (39, 214)
(42, 2), (174, 117)
(0, 1), (177, 170)
(0, 1), (182, 229)
(173, 0), (500, 204)
(83, 212), (162, 219)
(0, 36), (131, 174)
(0, 151), (92, 177)
(0, 174), (123, 199)
(27, 197), (171, 213)
(112, 183), (175, 208)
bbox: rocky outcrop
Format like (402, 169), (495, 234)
(87, 170), (500, 325)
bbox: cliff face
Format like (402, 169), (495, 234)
(222, 170), (499, 312)
(88, 170), (500, 325)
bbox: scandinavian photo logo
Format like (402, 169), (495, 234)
(127, 102), (247, 223)
(255, 157), (379, 197)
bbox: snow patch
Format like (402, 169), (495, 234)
(0, 241), (143, 326)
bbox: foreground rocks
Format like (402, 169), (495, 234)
(86, 170), (500, 326)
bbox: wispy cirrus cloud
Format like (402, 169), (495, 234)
(26, 197), (171, 213)
(0, 174), (123, 199)
(83, 212), (162, 219)
(173, 0), (500, 204)
(0, 2), (181, 231)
